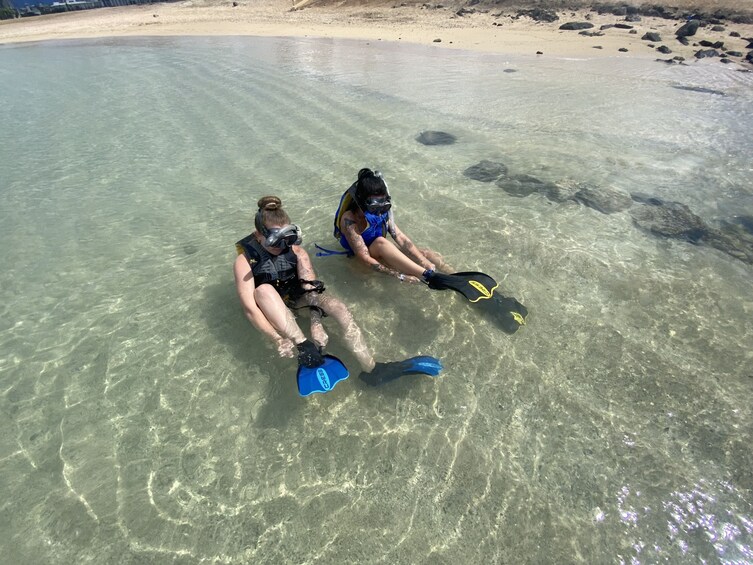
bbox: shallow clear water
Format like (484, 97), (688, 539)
(1, 36), (752, 564)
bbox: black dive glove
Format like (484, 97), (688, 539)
(296, 339), (325, 368)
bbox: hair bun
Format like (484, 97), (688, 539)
(357, 168), (374, 181)
(257, 196), (282, 211)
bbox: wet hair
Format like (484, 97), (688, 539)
(351, 168), (388, 211)
(255, 196), (291, 234)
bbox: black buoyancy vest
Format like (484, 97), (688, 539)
(235, 234), (299, 290)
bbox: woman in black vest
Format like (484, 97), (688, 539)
(234, 196), (375, 370)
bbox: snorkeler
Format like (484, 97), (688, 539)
(329, 168), (451, 283)
(321, 169), (529, 334)
(234, 196), (442, 395)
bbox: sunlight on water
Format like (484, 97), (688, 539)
(1, 36), (752, 563)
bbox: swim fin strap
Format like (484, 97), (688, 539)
(359, 355), (443, 387)
(296, 354), (350, 396)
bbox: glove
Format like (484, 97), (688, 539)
(296, 339), (325, 368)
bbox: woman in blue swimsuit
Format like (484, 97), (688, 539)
(335, 168), (451, 284)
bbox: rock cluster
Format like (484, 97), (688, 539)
(458, 158), (753, 265)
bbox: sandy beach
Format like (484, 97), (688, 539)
(2, 0), (753, 65)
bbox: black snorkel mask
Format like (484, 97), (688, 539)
(355, 170), (392, 215)
(255, 210), (302, 249)
(263, 225), (302, 249)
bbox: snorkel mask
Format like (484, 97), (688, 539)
(355, 170), (392, 215)
(263, 224), (302, 249)
(363, 195), (392, 215)
(255, 209), (302, 249)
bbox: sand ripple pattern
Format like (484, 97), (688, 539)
(1, 37), (752, 564)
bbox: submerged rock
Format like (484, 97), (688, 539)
(574, 184), (633, 214)
(672, 85), (725, 95)
(463, 160), (508, 182)
(629, 197), (753, 264)
(629, 200), (708, 242)
(416, 131), (456, 145)
(544, 182), (580, 203)
(496, 174), (556, 197)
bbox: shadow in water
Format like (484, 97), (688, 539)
(201, 280), (303, 428)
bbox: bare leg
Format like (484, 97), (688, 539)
(368, 237), (427, 278)
(318, 294), (376, 372)
(419, 247), (452, 272)
(308, 306), (329, 349)
(253, 284), (306, 347)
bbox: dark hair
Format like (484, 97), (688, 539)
(255, 196), (291, 233)
(352, 168), (387, 211)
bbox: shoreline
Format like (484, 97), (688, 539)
(1, 1), (752, 66)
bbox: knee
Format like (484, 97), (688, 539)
(253, 284), (278, 304)
(369, 236), (390, 255)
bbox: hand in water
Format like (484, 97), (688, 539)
(296, 339), (325, 368)
(275, 338), (296, 358)
(402, 275), (421, 284)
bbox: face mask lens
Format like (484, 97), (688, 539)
(264, 225), (302, 248)
(365, 197), (391, 214)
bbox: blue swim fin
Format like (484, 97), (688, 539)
(359, 356), (443, 387)
(297, 355), (350, 396)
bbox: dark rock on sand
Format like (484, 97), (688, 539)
(614, 23), (634, 29)
(699, 40), (725, 48)
(642, 32), (662, 42)
(676, 19), (700, 38)
(600, 24), (615, 30)
(677, 36), (689, 45)
(695, 49), (721, 58)
(518, 8), (558, 22)
(730, 31), (741, 37)
(416, 131), (456, 145)
(496, 174), (556, 197)
(574, 184), (633, 214)
(463, 160), (508, 182)
(630, 200), (708, 243)
(559, 22), (594, 30)
(503, 68), (518, 73)
(580, 31), (604, 37)
(629, 29), (638, 34)
(726, 51), (743, 57)
(711, 25), (726, 31)
(657, 45), (673, 53)
(672, 85), (725, 95)
(619, 47), (629, 52)
(625, 14), (641, 22)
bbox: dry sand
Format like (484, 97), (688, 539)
(1, 0), (752, 65)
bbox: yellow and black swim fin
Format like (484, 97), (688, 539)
(425, 271), (528, 334)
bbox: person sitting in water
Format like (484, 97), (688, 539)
(234, 196), (376, 371)
(234, 196), (444, 388)
(332, 168), (451, 283)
